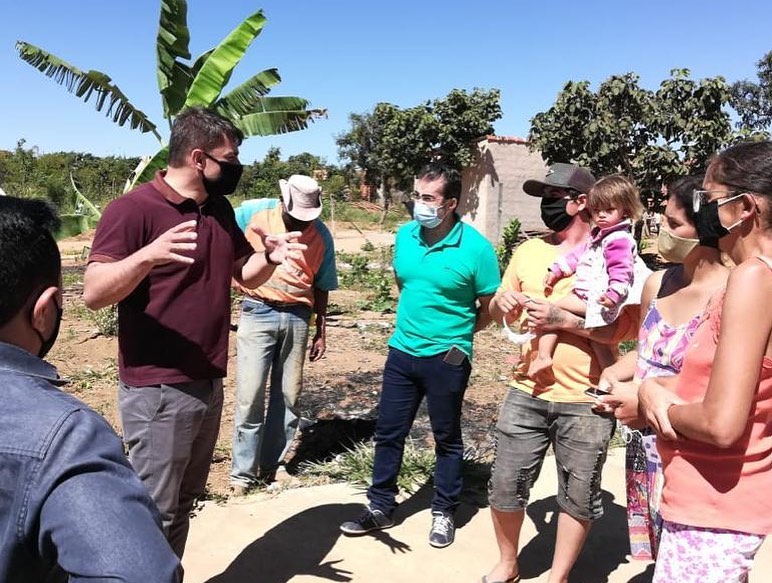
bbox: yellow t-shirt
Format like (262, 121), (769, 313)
(500, 237), (637, 403)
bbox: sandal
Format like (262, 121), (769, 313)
(480, 575), (520, 583)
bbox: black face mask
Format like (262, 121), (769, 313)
(540, 197), (574, 232)
(694, 199), (744, 248)
(33, 299), (63, 359)
(202, 154), (244, 197)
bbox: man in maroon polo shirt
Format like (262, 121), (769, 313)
(83, 107), (303, 558)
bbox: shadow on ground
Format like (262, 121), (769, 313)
(204, 503), (361, 583)
(203, 478), (487, 583)
(518, 490), (640, 583)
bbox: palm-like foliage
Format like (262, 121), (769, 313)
(16, 41), (162, 142)
(17, 1), (324, 188)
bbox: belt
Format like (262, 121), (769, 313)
(247, 296), (303, 309)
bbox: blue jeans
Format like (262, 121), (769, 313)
(231, 298), (311, 486)
(368, 347), (472, 516)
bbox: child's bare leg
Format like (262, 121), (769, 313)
(527, 293), (587, 384)
(591, 340), (617, 371)
(528, 332), (557, 382)
(553, 293), (588, 317)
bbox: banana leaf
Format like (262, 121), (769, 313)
(183, 10), (267, 108)
(157, 0), (192, 117)
(129, 147), (170, 191)
(233, 108), (323, 137)
(214, 68), (282, 118)
(69, 174), (102, 218)
(16, 41), (162, 141)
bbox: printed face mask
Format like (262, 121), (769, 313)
(540, 197), (573, 232)
(657, 227), (699, 263)
(694, 195), (745, 248)
(203, 154), (244, 197)
(413, 200), (445, 229)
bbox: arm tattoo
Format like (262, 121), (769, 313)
(546, 305), (567, 326)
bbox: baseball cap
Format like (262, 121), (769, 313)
(523, 163), (596, 197)
(279, 175), (323, 221)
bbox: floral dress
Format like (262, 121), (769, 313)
(625, 289), (709, 560)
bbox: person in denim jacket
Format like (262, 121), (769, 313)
(0, 197), (179, 583)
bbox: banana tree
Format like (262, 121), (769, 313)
(16, 1), (325, 190)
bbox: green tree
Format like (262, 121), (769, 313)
(16, 2), (324, 187)
(730, 50), (772, 136)
(529, 70), (735, 204)
(337, 88), (502, 204)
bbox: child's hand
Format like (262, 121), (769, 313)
(597, 293), (618, 308)
(543, 270), (558, 293)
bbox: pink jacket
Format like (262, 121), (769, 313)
(549, 220), (636, 304)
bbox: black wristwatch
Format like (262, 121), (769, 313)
(264, 249), (282, 266)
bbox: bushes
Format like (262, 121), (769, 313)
(338, 246), (397, 313)
(496, 218), (521, 272)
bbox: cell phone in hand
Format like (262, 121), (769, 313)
(584, 386), (611, 400)
(443, 346), (468, 366)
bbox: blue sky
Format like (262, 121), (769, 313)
(2, 1), (770, 165)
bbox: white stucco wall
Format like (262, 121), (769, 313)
(459, 137), (549, 244)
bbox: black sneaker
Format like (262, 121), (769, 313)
(429, 510), (455, 548)
(340, 505), (394, 535)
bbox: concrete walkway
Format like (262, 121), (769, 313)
(183, 450), (771, 583)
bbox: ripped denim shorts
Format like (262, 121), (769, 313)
(487, 388), (615, 520)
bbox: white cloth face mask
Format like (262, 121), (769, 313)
(502, 317), (535, 345)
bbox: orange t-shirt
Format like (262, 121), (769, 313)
(501, 238), (637, 403)
(658, 291), (772, 534)
(236, 202), (337, 308)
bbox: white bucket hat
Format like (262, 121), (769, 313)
(279, 175), (323, 221)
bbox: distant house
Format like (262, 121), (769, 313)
(458, 136), (549, 244)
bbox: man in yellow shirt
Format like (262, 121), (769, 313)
(480, 164), (637, 583)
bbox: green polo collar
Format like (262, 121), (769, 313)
(409, 215), (464, 249)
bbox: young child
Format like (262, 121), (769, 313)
(529, 174), (646, 381)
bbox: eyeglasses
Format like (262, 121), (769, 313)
(411, 191), (444, 203)
(692, 189), (746, 213)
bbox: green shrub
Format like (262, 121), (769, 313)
(496, 218), (521, 272)
(90, 305), (118, 337)
(338, 246), (397, 313)
(299, 439), (435, 494)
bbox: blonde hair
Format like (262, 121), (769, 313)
(587, 174), (645, 222)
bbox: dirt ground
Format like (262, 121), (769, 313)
(52, 228), (515, 498)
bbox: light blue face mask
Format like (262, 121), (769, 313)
(413, 200), (445, 228)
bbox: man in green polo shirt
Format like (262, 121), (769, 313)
(340, 162), (500, 548)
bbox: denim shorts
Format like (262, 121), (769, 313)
(488, 388), (615, 521)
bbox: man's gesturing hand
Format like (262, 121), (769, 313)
(142, 220), (198, 266)
(251, 225), (308, 264)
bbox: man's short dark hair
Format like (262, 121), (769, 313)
(167, 107), (244, 167)
(416, 162), (462, 201)
(0, 197), (61, 327)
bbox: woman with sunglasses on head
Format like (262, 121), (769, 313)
(597, 175), (729, 563)
(636, 140), (772, 582)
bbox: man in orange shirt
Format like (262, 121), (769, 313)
(230, 175), (338, 492)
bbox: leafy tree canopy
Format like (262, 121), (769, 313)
(336, 88), (502, 197)
(529, 69), (737, 203)
(0, 141), (349, 213)
(730, 50), (772, 134)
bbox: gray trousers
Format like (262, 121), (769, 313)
(119, 379), (223, 558)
